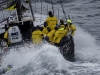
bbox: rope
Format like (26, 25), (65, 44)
(51, 0), (54, 15)
(61, 1), (72, 34)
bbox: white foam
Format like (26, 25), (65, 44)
(1, 43), (71, 74)
(74, 26), (100, 60)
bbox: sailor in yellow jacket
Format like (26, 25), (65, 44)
(59, 19), (65, 29)
(31, 26), (43, 44)
(52, 27), (68, 47)
(45, 27), (57, 43)
(66, 19), (76, 36)
(45, 11), (58, 30)
(42, 22), (49, 35)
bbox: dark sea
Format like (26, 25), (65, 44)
(0, 0), (100, 75)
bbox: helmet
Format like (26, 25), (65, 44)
(67, 19), (72, 23)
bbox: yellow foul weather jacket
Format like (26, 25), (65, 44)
(53, 28), (67, 43)
(42, 26), (49, 35)
(66, 24), (76, 36)
(31, 30), (43, 44)
(45, 16), (58, 30)
(47, 30), (56, 43)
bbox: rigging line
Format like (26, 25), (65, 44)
(40, 0), (43, 15)
(61, 1), (71, 20)
(25, 0), (30, 13)
(40, 0), (48, 14)
(61, 1), (67, 20)
(28, 0), (35, 21)
(40, 0), (43, 23)
(51, 0), (54, 15)
(41, 1), (48, 15)
(61, 1), (71, 33)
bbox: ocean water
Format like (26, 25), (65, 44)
(0, 0), (100, 75)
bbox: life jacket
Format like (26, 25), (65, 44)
(8, 26), (22, 44)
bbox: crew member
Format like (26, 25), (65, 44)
(42, 22), (49, 35)
(52, 27), (68, 47)
(45, 11), (58, 30)
(59, 19), (65, 29)
(66, 19), (76, 36)
(45, 27), (57, 43)
(31, 26), (43, 44)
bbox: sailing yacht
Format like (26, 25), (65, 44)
(0, 0), (75, 60)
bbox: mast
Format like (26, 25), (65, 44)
(16, 0), (22, 21)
